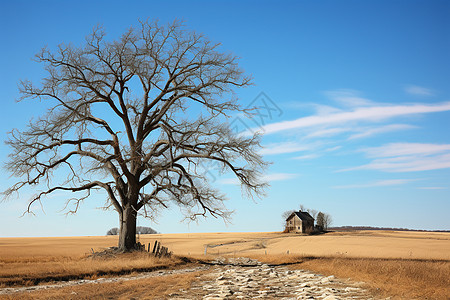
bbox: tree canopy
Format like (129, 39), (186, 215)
(4, 20), (268, 251)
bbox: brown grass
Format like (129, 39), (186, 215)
(0, 251), (181, 287)
(248, 254), (450, 300)
(300, 257), (450, 300)
(1, 231), (449, 299)
(2, 271), (205, 299)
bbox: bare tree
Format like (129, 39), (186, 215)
(3, 20), (267, 251)
(307, 208), (318, 219)
(298, 204), (317, 219)
(282, 209), (296, 220)
(315, 211), (332, 231)
(281, 209), (296, 229)
(316, 212), (325, 231)
(323, 213), (333, 231)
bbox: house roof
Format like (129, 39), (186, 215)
(286, 211), (315, 222)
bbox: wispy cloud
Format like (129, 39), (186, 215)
(342, 143), (450, 172)
(263, 173), (299, 181)
(347, 124), (417, 140)
(258, 142), (310, 155)
(220, 173), (299, 185)
(219, 178), (241, 185)
(305, 127), (351, 139)
(292, 154), (320, 160)
(313, 105), (343, 115)
(257, 102), (450, 135)
(333, 179), (416, 189)
(324, 89), (374, 107)
(362, 143), (450, 158)
(324, 146), (342, 152)
(417, 187), (447, 190)
(405, 85), (434, 96)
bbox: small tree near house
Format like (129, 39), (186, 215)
(316, 211), (332, 232)
(322, 212), (332, 230)
(316, 212), (325, 231)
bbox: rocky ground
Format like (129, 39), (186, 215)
(171, 257), (382, 299)
(0, 257), (384, 299)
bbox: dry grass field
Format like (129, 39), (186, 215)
(137, 230), (450, 259)
(1, 230), (449, 299)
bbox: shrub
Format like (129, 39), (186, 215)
(106, 226), (158, 235)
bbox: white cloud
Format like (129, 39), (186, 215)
(348, 124), (417, 140)
(333, 179), (416, 189)
(325, 89), (374, 107)
(219, 173), (299, 185)
(258, 142), (309, 155)
(405, 85), (434, 96)
(263, 173), (299, 181)
(342, 143), (450, 173)
(417, 187), (447, 190)
(256, 102), (450, 135)
(348, 154), (450, 172)
(305, 127), (351, 139)
(292, 154), (320, 160)
(219, 178), (240, 185)
(361, 143), (450, 158)
(324, 146), (342, 152)
(313, 105), (343, 115)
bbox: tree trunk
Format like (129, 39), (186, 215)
(118, 204), (137, 251)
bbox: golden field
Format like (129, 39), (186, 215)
(1, 230), (449, 299)
(139, 230), (450, 259)
(2, 230), (448, 260)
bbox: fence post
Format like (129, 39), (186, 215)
(155, 242), (161, 257)
(152, 241), (158, 254)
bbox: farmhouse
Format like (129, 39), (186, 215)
(285, 211), (315, 233)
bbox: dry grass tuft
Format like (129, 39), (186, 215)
(3, 271), (205, 300)
(296, 257), (450, 300)
(0, 251), (181, 287)
(252, 241), (267, 249)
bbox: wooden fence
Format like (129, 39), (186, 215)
(136, 240), (172, 258)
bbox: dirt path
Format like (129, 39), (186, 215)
(171, 258), (381, 299)
(0, 258), (382, 299)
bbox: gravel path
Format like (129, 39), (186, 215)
(171, 258), (383, 299)
(0, 257), (384, 299)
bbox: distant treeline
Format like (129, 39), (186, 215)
(106, 226), (158, 235)
(330, 226), (450, 233)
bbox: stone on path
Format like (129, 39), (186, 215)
(186, 257), (385, 299)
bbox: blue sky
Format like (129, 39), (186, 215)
(1, 0), (449, 237)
